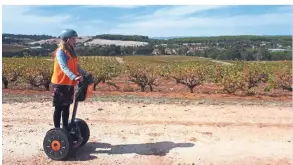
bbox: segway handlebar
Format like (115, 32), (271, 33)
(71, 74), (94, 124)
(74, 73), (94, 102)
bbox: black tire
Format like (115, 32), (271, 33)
(68, 118), (90, 147)
(43, 128), (73, 160)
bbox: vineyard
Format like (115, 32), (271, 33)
(2, 55), (292, 98)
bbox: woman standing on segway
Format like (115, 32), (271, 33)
(51, 29), (88, 131)
(43, 29), (92, 160)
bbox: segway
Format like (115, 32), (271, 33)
(43, 74), (94, 160)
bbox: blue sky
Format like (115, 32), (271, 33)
(2, 5), (292, 37)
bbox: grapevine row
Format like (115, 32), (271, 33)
(2, 56), (292, 95)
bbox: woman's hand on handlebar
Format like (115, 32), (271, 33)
(84, 72), (90, 77)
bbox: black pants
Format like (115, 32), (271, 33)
(51, 84), (74, 128)
(54, 105), (70, 128)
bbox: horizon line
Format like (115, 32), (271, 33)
(3, 33), (292, 38)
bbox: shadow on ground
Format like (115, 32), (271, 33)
(69, 141), (195, 161)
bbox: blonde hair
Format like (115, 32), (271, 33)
(55, 39), (76, 57)
(58, 40), (68, 50)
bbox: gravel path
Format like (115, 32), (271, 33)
(2, 98), (292, 165)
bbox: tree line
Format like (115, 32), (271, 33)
(3, 44), (291, 61)
(2, 33), (292, 61)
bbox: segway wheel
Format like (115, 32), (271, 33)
(68, 118), (90, 147)
(43, 128), (73, 160)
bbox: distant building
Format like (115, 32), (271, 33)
(24, 46), (43, 50)
(268, 48), (287, 52)
(84, 43), (91, 47)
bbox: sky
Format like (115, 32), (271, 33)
(2, 5), (293, 37)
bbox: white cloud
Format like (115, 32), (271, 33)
(81, 5), (140, 8)
(2, 5), (104, 36)
(2, 5), (292, 37)
(2, 6), (73, 35)
(118, 13), (291, 29)
(119, 5), (227, 21)
(2, 6), (72, 25)
(108, 6), (292, 37)
(69, 20), (105, 36)
(139, 5), (226, 19)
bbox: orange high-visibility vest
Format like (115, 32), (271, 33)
(51, 48), (79, 86)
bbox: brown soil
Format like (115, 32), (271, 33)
(2, 77), (292, 103)
(2, 86), (293, 165)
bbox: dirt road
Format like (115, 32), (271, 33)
(2, 98), (292, 165)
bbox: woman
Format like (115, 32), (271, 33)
(51, 29), (88, 131)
